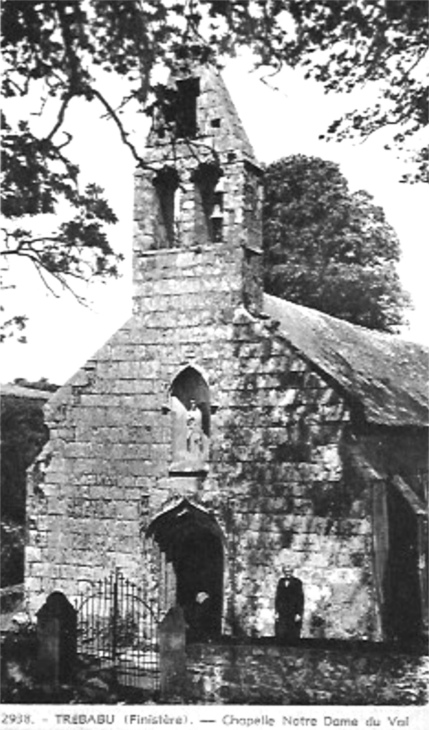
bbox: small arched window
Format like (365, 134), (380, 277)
(193, 163), (224, 244)
(153, 167), (180, 248)
(170, 367), (210, 473)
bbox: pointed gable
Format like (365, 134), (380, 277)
(147, 62), (259, 167)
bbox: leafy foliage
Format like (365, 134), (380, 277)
(0, 382), (57, 586)
(263, 155), (411, 332)
(1, 521), (25, 587)
(1, 1), (201, 336)
(209, 0), (428, 183)
(1, 392), (51, 522)
(1, 1), (426, 337)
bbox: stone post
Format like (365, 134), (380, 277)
(36, 592), (77, 687)
(159, 605), (187, 701)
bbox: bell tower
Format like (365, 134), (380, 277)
(132, 56), (264, 318)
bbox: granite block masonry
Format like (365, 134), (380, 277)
(26, 56), (428, 643)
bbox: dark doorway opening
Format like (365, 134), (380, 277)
(147, 500), (224, 642)
(175, 529), (223, 641)
(384, 485), (422, 642)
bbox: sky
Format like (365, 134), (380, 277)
(1, 54), (428, 386)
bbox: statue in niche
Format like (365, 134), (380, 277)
(171, 396), (208, 472)
(186, 399), (204, 457)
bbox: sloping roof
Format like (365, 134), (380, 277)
(1, 384), (53, 403)
(263, 293), (429, 427)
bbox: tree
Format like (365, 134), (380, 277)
(1, 1), (213, 338)
(0, 383), (55, 585)
(209, 0), (428, 183)
(263, 155), (411, 332)
(1, 1), (426, 337)
(0, 392), (47, 586)
(1, 391), (51, 522)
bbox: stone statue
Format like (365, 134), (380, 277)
(186, 399), (203, 457)
(171, 396), (207, 471)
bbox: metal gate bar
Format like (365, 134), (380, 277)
(76, 569), (159, 691)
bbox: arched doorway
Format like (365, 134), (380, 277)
(147, 500), (223, 641)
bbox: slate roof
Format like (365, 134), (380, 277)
(263, 293), (429, 427)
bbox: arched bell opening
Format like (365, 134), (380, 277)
(147, 500), (224, 641)
(152, 166), (180, 248)
(192, 162), (224, 243)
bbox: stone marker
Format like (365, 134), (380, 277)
(36, 591), (77, 686)
(159, 605), (187, 700)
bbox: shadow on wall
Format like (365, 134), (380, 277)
(212, 321), (374, 640)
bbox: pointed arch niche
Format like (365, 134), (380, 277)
(169, 366), (210, 474)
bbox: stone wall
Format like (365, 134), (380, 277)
(186, 642), (428, 705)
(26, 283), (379, 639)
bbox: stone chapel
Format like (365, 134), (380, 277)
(26, 56), (428, 643)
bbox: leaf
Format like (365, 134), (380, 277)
(263, 155), (410, 332)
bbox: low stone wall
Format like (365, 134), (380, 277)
(186, 641), (428, 705)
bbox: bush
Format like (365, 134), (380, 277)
(0, 521), (25, 587)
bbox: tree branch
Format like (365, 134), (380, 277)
(404, 46), (428, 79)
(89, 87), (149, 168)
(56, 131), (73, 150)
(44, 93), (73, 142)
(55, 1), (82, 93)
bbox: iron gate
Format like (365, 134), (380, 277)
(76, 570), (159, 692)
